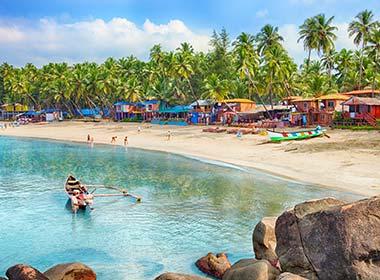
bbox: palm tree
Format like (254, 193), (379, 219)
(256, 24), (284, 55)
(314, 14), (337, 56)
(298, 17), (318, 67)
(321, 49), (337, 85)
(365, 28), (380, 94)
(348, 10), (377, 89)
(232, 32), (259, 80)
(202, 74), (230, 101)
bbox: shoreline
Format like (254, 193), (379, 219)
(1, 121), (379, 197)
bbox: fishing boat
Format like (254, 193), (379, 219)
(64, 175), (142, 213)
(64, 175), (93, 212)
(267, 126), (325, 142)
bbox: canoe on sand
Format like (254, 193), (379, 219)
(267, 126), (325, 142)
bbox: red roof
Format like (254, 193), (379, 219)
(342, 97), (380, 106)
(341, 90), (380, 96)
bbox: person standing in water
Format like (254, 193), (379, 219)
(111, 136), (117, 144)
(124, 136), (128, 146)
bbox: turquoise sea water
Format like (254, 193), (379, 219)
(0, 136), (361, 279)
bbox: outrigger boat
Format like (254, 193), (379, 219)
(267, 126), (325, 142)
(64, 175), (141, 213)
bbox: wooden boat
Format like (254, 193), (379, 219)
(64, 175), (92, 211)
(267, 126), (325, 142)
(64, 175), (142, 213)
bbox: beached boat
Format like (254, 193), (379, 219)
(267, 126), (325, 142)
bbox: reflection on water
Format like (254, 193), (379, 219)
(0, 136), (361, 279)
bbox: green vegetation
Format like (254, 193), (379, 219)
(0, 11), (379, 116)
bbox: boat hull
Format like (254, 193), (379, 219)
(268, 128), (324, 142)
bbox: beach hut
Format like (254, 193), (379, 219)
(142, 100), (159, 121)
(222, 99), (256, 112)
(341, 89), (380, 98)
(316, 93), (350, 112)
(151, 104), (191, 126)
(341, 97), (380, 126)
(42, 109), (63, 122)
(189, 100), (214, 124)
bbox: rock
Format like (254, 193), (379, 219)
(44, 263), (96, 280)
(293, 197), (345, 219)
(195, 252), (231, 279)
(253, 217), (277, 263)
(276, 272), (308, 280)
(6, 264), (48, 280)
(154, 272), (208, 280)
(222, 259), (280, 280)
(275, 198), (345, 279)
(0, 277), (8, 280)
(276, 196), (380, 279)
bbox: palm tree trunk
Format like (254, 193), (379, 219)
(269, 72), (273, 110)
(359, 41), (364, 90)
(307, 49), (312, 68)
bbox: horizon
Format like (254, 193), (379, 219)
(1, 0), (379, 67)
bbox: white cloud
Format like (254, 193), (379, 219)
(279, 22), (357, 65)
(256, 9), (269, 19)
(0, 17), (211, 66)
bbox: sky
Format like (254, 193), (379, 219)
(0, 0), (379, 66)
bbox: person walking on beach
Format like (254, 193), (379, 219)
(124, 136), (128, 146)
(137, 126), (141, 134)
(87, 134), (91, 143)
(111, 136), (117, 144)
(167, 130), (171, 141)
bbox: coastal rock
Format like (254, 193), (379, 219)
(195, 252), (231, 279)
(6, 264), (48, 280)
(276, 196), (380, 279)
(253, 217), (277, 263)
(154, 272), (208, 280)
(0, 277), (8, 280)
(43, 262), (96, 280)
(222, 259), (280, 280)
(275, 198), (345, 279)
(276, 272), (309, 280)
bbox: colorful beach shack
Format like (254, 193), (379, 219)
(0, 103), (29, 120)
(341, 97), (380, 126)
(114, 101), (143, 121)
(189, 100), (214, 124)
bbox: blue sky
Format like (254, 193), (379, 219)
(0, 0), (379, 66)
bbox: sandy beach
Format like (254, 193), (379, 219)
(1, 121), (379, 197)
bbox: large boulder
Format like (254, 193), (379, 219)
(222, 259), (280, 280)
(195, 252), (231, 279)
(276, 196), (380, 279)
(6, 264), (48, 280)
(154, 272), (208, 280)
(44, 263), (96, 280)
(253, 217), (277, 264)
(275, 198), (344, 279)
(276, 272), (308, 280)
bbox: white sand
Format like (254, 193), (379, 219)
(1, 121), (380, 197)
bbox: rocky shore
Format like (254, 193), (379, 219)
(157, 195), (380, 280)
(3, 195), (379, 280)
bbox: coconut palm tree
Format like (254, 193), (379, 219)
(232, 32), (259, 80)
(256, 25), (284, 55)
(348, 10), (377, 88)
(314, 14), (338, 56)
(365, 28), (380, 93)
(202, 74), (230, 101)
(298, 17), (318, 67)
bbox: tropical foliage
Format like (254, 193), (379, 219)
(0, 11), (379, 114)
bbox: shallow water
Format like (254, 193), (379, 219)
(0, 136), (361, 279)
